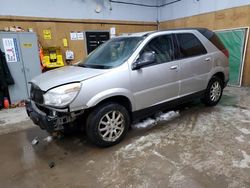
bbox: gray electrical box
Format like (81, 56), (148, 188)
(0, 32), (41, 103)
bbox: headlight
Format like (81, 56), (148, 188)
(44, 83), (81, 108)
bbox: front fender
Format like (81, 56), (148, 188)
(86, 88), (135, 111)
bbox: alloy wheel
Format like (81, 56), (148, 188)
(210, 81), (221, 102)
(98, 110), (125, 142)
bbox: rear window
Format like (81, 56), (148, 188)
(176, 33), (207, 59)
(198, 29), (226, 51)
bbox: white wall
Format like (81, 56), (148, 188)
(0, 0), (157, 22)
(159, 0), (250, 22)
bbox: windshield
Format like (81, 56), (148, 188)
(78, 37), (143, 69)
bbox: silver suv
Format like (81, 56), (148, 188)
(26, 28), (229, 147)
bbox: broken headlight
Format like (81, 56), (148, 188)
(44, 83), (81, 108)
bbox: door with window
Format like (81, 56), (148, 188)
(176, 33), (212, 96)
(131, 34), (180, 111)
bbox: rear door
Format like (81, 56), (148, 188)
(130, 34), (180, 111)
(175, 32), (212, 96)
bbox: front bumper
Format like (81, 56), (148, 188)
(25, 100), (82, 132)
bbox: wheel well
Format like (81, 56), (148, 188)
(96, 96), (132, 113)
(82, 96), (133, 129)
(213, 72), (225, 83)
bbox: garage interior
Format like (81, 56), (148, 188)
(0, 0), (250, 187)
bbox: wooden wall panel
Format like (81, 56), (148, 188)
(2, 6), (249, 86)
(159, 5), (250, 86)
(0, 17), (157, 64)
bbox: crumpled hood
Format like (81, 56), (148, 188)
(31, 66), (107, 91)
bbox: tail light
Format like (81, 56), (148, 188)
(222, 49), (229, 58)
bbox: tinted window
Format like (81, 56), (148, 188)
(142, 35), (174, 64)
(177, 33), (207, 58)
(198, 29), (226, 51)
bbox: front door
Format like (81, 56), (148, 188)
(130, 34), (180, 111)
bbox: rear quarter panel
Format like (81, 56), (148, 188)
(195, 31), (229, 87)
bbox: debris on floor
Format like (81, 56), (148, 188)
(31, 137), (39, 145)
(44, 136), (53, 143)
(32, 135), (54, 146)
(48, 161), (56, 168)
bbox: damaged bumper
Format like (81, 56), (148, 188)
(25, 100), (83, 132)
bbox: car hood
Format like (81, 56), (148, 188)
(31, 66), (107, 91)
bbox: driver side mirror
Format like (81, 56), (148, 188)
(132, 51), (156, 70)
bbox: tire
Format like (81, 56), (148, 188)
(203, 76), (223, 106)
(86, 102), (130, 147)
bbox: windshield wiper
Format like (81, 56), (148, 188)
(79, 64), (111, 69)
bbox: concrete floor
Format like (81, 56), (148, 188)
(0, 87), (250, 188)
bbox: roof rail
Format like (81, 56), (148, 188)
(143, 27), (211, 37)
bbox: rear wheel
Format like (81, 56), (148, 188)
(86, 102), (130, 147)
(202, 76), (223, 106)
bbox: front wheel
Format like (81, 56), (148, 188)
(86, 102), (130, 147)
(202, 76), (223, 106)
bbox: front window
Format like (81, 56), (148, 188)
(141, 34), (174, 64)
(78, 37), (144, 69)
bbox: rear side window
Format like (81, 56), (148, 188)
(176, 33), (207, 58)
(198, 29), (226, 51)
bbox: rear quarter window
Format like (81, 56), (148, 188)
(198, 29), (226, 51)
(176, 33), (207, 59)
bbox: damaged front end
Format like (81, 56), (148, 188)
(26, 100), (84, 132)
(25, 83), (84, 133)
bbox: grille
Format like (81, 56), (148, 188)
(36, 104), (50, 115)
(30, 84), (44, 104)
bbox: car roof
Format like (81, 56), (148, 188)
(119, 31), (154, 37)
(124, 28), (210, 37)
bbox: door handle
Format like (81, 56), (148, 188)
(205, 57), (211, 62)
(170, 65), (178, 70)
